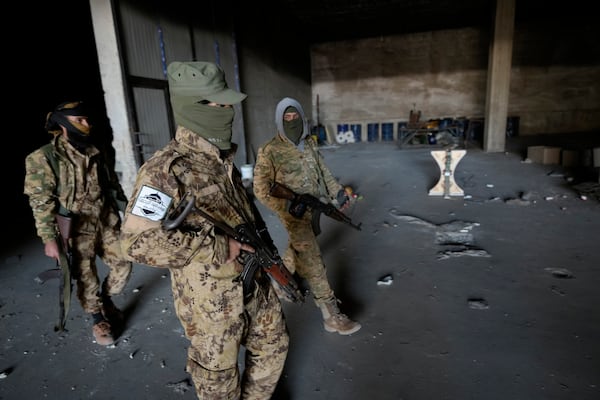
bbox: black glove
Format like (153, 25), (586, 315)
(110, 189), (128, 213)
(336, 189), (349, 209)
(288, 198), (307, 218)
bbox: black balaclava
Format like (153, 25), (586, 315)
(283, 106), (304, 145)
(46, 101), (93, 152)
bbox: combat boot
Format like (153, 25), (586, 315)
(101, 294), (124, 325)
(318, 298), (361, 335)
(92, 320), (114, 346)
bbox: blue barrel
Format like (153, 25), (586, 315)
(337, 124), (349, 135)
(382, 123), (393, 141)
(454, 118), (467, 137)
(367, 123), (379, 142)
(311, 125), (327, 143)
(350, 124), (362, 142)
(317, 126), (326, 142)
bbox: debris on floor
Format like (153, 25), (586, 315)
(388, 211), (491, 260)
(388, 211), (481, 246)
(503, 190), (537, 205)
(166, 378), (193, 394)
(550, 285), (566, 296)
(467, 298), (489, 310)
(437, 246), (491, 260)
(505, 197), (532, 206)
(0, 368), (12, 379)
(545, 267), (574, 279)
(572, 181), (600, 202)
(376, 274), (393, 286)
(434, 221), (480, 245)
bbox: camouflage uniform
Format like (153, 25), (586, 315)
(24, 135), (132, 314)
(254, 134), (342, 302)
(120, 127), (289, 400)
(253, 97), (361, 335)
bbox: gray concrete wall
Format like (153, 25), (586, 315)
(312, 28), (489, 141)
(235, 13), (312, 164)
(510, 19), (600, 136)
(91, 0), (313, 192)
(311, 19), (600, 140)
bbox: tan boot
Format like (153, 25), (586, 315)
(318, 298), (361, 335)
(92, 320), (115, 346)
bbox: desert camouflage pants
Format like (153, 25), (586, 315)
(282, 216), (335, 304)
(71, 214), (132, 314)
(182, 278), (289, 400)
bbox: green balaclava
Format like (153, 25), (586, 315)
(45, 101), (93, 151)
(283, 106), (304, 145)
(171, 98), (235, 150)
(167, 61), (247, 150)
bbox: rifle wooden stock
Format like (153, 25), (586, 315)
(233, 223), (304, 304)
(269, 182), (297, 201)
(56, 214), (73, 253)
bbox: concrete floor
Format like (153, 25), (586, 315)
(1, 141), (599, 400)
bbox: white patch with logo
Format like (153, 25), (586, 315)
(131, 185), (173, 221)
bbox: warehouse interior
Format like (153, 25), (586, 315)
(10, 0), (600, 214)
(2, 0), (599, 399)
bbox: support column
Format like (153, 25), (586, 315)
(483, 0), (515, 152)
(89, 0), (138, 197)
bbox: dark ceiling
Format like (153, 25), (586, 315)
(280, 0), (587, 43)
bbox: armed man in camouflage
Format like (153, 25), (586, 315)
(253, 97), (361, 335)
(24, 101), (132, 346)
(120, 61), (289, 400)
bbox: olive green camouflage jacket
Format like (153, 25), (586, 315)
(23, 135), (127, 243)
(253, 133), (343, 222)
(120, 127), (255, 276)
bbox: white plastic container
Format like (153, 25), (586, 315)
(240, 164), (254, 181)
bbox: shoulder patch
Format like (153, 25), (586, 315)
(131, 185), (173, 221)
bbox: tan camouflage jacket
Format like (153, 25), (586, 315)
(120, 127), (255, 276)
(23, 135), (124, 243)
(253, 133), (343, 222)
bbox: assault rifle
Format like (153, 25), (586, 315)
(269, 182), (362, 236)
(35, 213), (75, 331)
(162, 192), (304, 304)
(55, 213), (75, 331)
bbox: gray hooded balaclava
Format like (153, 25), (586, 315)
(275, 97), (309, 147)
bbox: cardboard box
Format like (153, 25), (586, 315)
(561, 150), (580, 167)
(527, 146), (561, 165)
